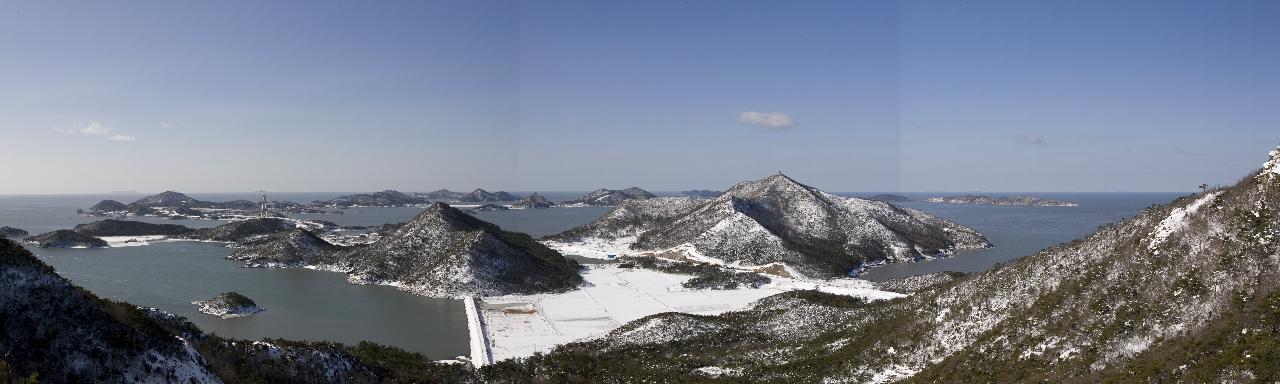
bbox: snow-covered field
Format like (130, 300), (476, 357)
(478, 265), (902, 361)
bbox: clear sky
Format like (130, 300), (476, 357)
(1, 0), (1277, 194)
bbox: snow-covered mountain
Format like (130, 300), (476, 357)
(562, 187), (656, 206)
(337, 203), (581, 297)
(547, 174), (990, 278)
(505, 145), (1280, 383)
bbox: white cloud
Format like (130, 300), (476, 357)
(79, 121), (112, 135)
(160, 122), (177, 129)
(53, 121), (113, 135)
(737, 111), (794, 130)
(1014, 133), (1048, 147)
(51, 121), (139, 141)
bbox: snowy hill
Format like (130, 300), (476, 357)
(129, 191), (200, 207)
(547, 174), (990, 278)
(563, 187), (657, 206)
(337, 203), (582, 297)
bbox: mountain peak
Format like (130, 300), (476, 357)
(721, 173), (818, 201)
(342, 203), (581, 297)
(130, 191), (198, 207)
(412, 202), (494, 231)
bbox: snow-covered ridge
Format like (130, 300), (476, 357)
(546, 174), (991, 278)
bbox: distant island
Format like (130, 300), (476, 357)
(0, 226), (29, 237)
(925, 195), (1079, 207)
(561, 187), (655, 206)
(865, 193), (910, 202)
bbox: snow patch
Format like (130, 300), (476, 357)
(1149, 192), (1221, 250)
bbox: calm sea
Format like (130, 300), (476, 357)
(0, 191), (1185, 358)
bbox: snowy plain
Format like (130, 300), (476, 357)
(477, 264), (902, 361)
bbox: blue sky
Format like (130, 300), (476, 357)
(1, 0), (1277, 194)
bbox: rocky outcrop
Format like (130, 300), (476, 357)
(73, 219), (196, 237)
(24, 230), (109, 248)
(925, 195), (1079, 206)
(548, 174), (990, 278)
(563, 187), (656, 206)
(337, 203), (581, 297)
(513, 192), (556, 209)
(192, 292), (264, 319)
(0, 226), (28, 237)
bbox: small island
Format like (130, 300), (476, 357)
(513, 192), (555, 209)
(925, 195), (1079, 207)
(24, 230), (109, 248)
(192, 292), (265, 319)
(0, 226), (29, 238)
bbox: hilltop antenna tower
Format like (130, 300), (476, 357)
(259, 191), (268, 217)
